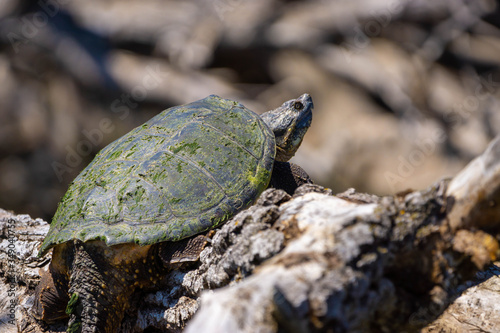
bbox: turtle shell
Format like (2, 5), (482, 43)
(40, 95), (275, 255)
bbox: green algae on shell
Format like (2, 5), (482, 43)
(40, 95), (275, 255)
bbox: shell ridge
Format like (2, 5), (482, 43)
(128, 174), (177, 219)
(137, 127), (236, 195)
(157, 145), (229, 199)
(197, 121), (259, 160)
(129, 171), (226, 221)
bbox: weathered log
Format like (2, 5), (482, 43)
(3, 136), (500, 332)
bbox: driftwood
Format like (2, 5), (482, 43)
(2, 135), (500, 332)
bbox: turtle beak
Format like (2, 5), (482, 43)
(299, 93), (314, 108)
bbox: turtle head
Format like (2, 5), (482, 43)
(261, 93), (313, 162)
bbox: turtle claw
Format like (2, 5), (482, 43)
(66, 292), (79, 315)
(159, 233), (211, 264)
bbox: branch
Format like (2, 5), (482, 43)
(3, 136), (500, 332)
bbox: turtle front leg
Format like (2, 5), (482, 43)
(269, 161), (313, 195)
(67, 241), (134, 333)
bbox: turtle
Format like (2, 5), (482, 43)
(33, 94), (314, 332)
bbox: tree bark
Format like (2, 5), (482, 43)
(3, 136), (500, 332)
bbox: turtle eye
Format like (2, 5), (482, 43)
(293, 101), (303, 110)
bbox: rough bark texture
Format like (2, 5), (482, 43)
(3, 136), (500, 332)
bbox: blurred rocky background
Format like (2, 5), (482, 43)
(0, 0), (499, 221)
